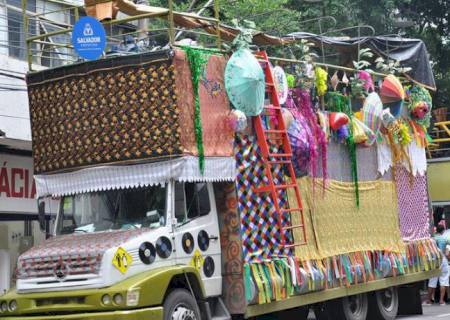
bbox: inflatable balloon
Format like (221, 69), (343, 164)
(228, 109), (247, 132)
(329, 112), (349, 131)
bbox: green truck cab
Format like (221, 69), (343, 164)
(0, 181), (223, 320)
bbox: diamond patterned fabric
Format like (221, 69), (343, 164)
(395, 167), (431, 240)
(235, 134), (291, 262)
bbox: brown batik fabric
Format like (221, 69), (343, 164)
(27, 55), (182, 174)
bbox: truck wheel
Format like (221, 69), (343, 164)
(163, 289), (201, 320)
(313, 302), (333, 320)
(368, 287), (399, 320)
(315, 294), (368, 320)
(339, 294), (368, 320)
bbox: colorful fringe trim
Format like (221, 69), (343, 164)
(244, 239), (440, 305)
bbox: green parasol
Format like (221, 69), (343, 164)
(225, 48), (265, 116)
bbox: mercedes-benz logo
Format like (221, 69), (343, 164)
(53, 262), (70, 282)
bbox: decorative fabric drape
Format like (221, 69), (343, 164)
(235, 134), (290, 262)
(27, 54), (182, 174)
(35, 156), (236, 197)
(173, 49), (234, 157)
(290, 178), (404, 260)
(377, 140), (427, 176)
(395, 167), (431, 241)
(174, 50), (197, 155)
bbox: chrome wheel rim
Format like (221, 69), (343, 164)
(348, 294), (364, 316)
(380, 288), (395, 312)
(171, 305), (197, 320)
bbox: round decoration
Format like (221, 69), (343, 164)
(287, 118), (310, 177)
(224, 48), (265, 116)
(138, 242), (156, 265)
(362, 92), (383, 143)
(156, 236), (172, 259)
(182, 233), (194, 254)
(409, 85), (432, 127)
(228, 109), (248, 132)
(380, 74), (405, 103)
(203, 256), (215, 278)
(197, 230), (210, 252)
(329, 112), (349, 131)
(273, 66), (288, 105)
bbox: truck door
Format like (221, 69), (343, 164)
(173, 181), (222, 297)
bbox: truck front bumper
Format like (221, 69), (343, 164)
(0, 306), (163, 320)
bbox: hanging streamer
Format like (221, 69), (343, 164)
(243, 239), (439, 305)
(183, 47), (211, 174)
(327, 93), (359, 207)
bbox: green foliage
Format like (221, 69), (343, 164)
(229, 19), (256, 50)
(375, 57), (412, 75)
(290, 39), (318, 63)
(147, 0), (448, 105)
(353, 48), (373, 71)
(219, 0), (301, 37)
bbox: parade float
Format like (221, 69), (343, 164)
(0, 2), (441, 320)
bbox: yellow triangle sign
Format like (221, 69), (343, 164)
(112, 247), (132, 274)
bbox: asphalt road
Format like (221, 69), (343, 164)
(305, 303), (450, 319)
(398, 304), (450, 320)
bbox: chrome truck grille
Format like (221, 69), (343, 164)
(17, 254), (102, 280)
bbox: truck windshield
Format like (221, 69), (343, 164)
(57, 185), (167, 234)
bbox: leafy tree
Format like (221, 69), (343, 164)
(147, 0), (449, 105)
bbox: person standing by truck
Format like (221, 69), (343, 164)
(425, 224), (450, 305)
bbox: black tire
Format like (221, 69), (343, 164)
(313, 303), (334, 320)
(368, 287), (399, 320)
(315, 294), (368, 320)
(340, 294), (369, 320)
(163, 289), (201, 320)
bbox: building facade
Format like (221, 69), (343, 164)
(0, 0), (79, 294)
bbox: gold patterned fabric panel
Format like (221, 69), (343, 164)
(173, 50), (197, 155)
(289, 178), (404, 260)
(27, 58), (181, 174)
(173, 49), (234, 157)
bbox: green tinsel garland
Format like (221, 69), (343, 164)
(183, 47), (211, 174)
(327, 93), (360, 208)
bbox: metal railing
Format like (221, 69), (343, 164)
(428, 108), (450, 159)
(23, 0), (222, 71)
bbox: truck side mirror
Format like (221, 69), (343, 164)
(38, 200), (46, 232)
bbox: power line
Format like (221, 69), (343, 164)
(0, 87), (27, 91)
(0, 113), (29, 118)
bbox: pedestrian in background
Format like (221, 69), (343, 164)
(425, 225), (450, 306)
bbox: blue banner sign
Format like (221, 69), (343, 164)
(72, 16), (106, 60)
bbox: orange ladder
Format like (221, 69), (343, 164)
(253, 51), (307, 247)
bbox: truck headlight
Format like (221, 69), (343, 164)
(0, 301), (7, 312)
(101, 294), (111, 305)
(126, 289), (140, 307)
(9, 300), (17, 312)
(113, 293), (123, 305)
